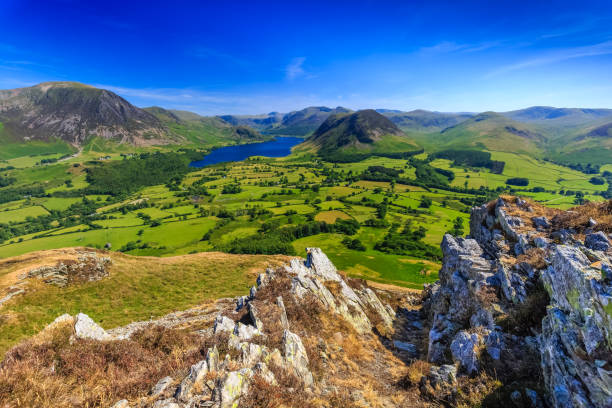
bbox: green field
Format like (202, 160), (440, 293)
(0, 145), (609, 289)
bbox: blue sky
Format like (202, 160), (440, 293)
(1, 0), (612, 114)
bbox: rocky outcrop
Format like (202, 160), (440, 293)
(26, 252), (112, 287)
(48, 248), (398, 408)
(540, 246), (612, 408)
(425, 196), (612, 408)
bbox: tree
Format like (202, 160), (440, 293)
(419, 196), (432, 208)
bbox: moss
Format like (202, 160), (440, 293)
(566, 288), (580, 310)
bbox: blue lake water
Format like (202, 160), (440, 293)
(190, 137), (303, 167)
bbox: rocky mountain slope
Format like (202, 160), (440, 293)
(0, 203), (610, 406)
(0, 82), (173, 146)
(424, 196), (612, 407)
(145, 106), (269, 145)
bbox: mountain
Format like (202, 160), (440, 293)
(219, 106), (352, 136)
(0, 82), (173, 146)
(583, 121), (612, 138)
(378, 109), (473, 132)
(503, 106), (612, 126)
(267, 106), (352, 136)
(145, 106), (268, 145)
(418, 111), (547, 155)
(217, 112), (284, 131)
(302, 109), (418, 158)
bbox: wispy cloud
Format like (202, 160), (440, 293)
(486, 40), (612, 77)
(419, 41), (500, 54)
(285, 57), (306, 80)
(93, 84), (232, 104)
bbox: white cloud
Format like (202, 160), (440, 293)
(419, 41), (500, 54)
(486, 40), (612, 78)
(285, 57), (306, 80)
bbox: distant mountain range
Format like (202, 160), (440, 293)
(1, 82), (612, 165)
(219, 106), (352, 136)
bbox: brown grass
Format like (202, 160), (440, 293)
(552, 200), (612, 233)
(0, 322), (210, 407)
(401, 360), (431, 387)
(516, 248), (548, 270)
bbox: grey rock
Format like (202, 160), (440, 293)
(0, 287), (25, 307)
(253, 362), (276, 384)
(111, 400), (130, 408)
(532, 216), (550, 231)
(175, 360), (208, 402)
(393, 340), (417, 356)
(304, 247), (341, 281)
(283, 329), (313, 387)
(213, 315), (234, 334)
(540, 245), (612, 408)
(484, 330), (503, 360)
(428, 364), (457, 387)
(248, 303), (264, 331)
(234, 322), (261, 341)
(585, 231), (610, 252)
(276, 296), (289, 329)
(510, 390), (522, 403)
(206, 346), (219, 373)
(551, 229), (572, 243)
(534, 236), (549, 248)
(497, 263), (526, 304)
(152, 400), (181, 408)
(217, 368), (252, 408)
(450, 331), (482, 375)
(525, 388), (542, 408)
(73, 313), (112, 341)
(151, 376), (173, 397)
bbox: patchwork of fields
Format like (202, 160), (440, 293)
(1, 148), (608, 290)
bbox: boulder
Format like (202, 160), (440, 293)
(428, 364), (457, 387)
(450, 331), (482, 375)
(175, 360), (208, 402)
(217, 368), (252, 408)
(532, 216), (550, 231)
(73, 313), (112, 341)
(213, 315), (235, 334)
(585, 231), (610, 252)
(150, 376), (173, 397)
(283, 329), (313, 387)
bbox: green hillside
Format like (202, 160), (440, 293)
(301, 109), (419, 160)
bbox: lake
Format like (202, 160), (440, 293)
(190, 136), (303, 167)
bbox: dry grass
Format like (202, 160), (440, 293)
(552, 199), (612, 233)
(0, 322), (208, 407)
(401, 360), (431, 386)
(516, 248), (548, 270)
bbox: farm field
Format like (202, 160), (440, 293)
(0, 147), (609, 289)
